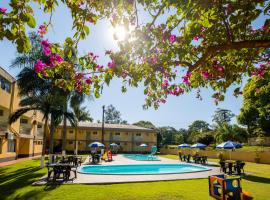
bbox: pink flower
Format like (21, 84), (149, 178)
(162, 79), (169, 89)
(0, 7), (7, 13)
(43, 47), (51, 56)
(170, 86), (184, 96)
(34, 60), (46, 73)
(192, 46), (197, 52)
(194, 36), (200, 41)
(169, 34), (176, 44)
(182, 72), (192, 86)
(217, 66), (225, 73)
(261, 25), (268, 31)
(108, 60), (115, 68)
(50, 54), (63, 64)
(201, 70), (210, 79)
(41, 40), (50, 48)
(97, 65), (104, 71)
(151, 56), (158, 64)
(38, 25), (47, 38)
(85, 78), (92, 85)
(201, 27), (206, 32)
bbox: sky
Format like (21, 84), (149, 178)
(1, 2), (261, 129)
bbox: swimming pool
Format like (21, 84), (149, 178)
(123, 154), (160, 161)
(78, 164), (210, 175)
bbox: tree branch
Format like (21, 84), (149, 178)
(189, 40), (270, 71)
(148, 5), (166, 28)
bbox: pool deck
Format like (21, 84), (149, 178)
(34, 155), (220, 185)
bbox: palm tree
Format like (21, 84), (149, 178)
(9, 92), (76, 165)
(71, 105), (92, 155)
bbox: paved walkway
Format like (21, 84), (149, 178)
(34, 155), (220, 185)
(0, 155), (41, 167)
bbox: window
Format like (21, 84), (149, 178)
(69, 130), (74, 134)
(20, 118), (28, 124)
(93, 132), (97, 135)
(0, 76), (11, 93)
(37, 124), (42, 128)
(115, 132), (120, 136)
(7, 139), (15, 152)
(136, 133), (141, 136)
(0, 110), (3, 116)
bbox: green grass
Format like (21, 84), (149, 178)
(0, 156), (270, 200)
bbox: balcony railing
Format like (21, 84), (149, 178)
(19, 127), (32, 135)
(0, 123), (7, 131)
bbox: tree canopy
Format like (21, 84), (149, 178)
(1, 1), (270, 108)
(104, 104), (127, 124)
(133, 120), (156, 129)
(212, 108), (235, 125)
(237, 71), (270, 135)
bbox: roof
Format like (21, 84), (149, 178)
(59, 122), (156, 133)
(0, 66), (16, 83)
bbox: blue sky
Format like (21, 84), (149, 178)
(0, 2), (257, 129)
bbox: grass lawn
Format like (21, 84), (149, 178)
(0, 156), (269, 200)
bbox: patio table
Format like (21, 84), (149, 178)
(46, 163), (73, 182)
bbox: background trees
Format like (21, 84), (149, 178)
(212, 108), (235, 126)
(104, 104), (128, 124)
(237, 72), (270, 136)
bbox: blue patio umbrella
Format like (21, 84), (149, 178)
(228, 140), (242, 149)
(191, 143), (207, 149)
(140, 143), (148, 147)
(178, 143), (190, 148)
(88, 142), (105, 148)
(216, 141), (242, 149)
(216, 141), (242, 160)
(110, 143), (118, 147)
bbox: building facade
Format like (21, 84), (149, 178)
(0, 67), (44, 163)
(54, 122), (157, 153)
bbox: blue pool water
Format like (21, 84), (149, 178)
(78, 164), (209, 175)
(123, 154), (160, 161)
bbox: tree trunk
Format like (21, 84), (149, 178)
(49, 115), (55, 163)
(61, 96), (68, 156)
(40, 117), (48, 168)
(74, 126), (78, 155)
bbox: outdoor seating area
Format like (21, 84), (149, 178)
(178, 153), (208, 165)
(46, 155), (82, 183)
(219, 159), (245, 175)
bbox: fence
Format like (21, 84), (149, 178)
(160, 148), (270, 164)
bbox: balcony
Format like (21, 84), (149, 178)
(19, 127), (32, 135)
(0, 123), (7, 131)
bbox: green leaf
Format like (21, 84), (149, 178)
(26, 13), (36, 28)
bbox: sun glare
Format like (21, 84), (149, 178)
(111, 25), (128, 41)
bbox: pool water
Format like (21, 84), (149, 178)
(78, 164), (210, 175)
(123, 154), (160, 161)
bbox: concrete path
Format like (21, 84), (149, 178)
(33, 155), (220, 185)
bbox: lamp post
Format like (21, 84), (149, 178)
(101, 105), (105, 144)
